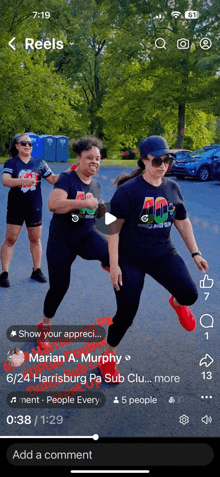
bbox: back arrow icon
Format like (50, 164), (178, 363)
(9, 37), (16, 51)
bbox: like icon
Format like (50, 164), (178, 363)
(200, 274), (214, 289)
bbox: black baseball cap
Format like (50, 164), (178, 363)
(140, 136), (176, 158)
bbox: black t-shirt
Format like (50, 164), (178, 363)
(49, 171), (101, 242)
(2, 156), (52, 211)
(110, 175), (187, 258)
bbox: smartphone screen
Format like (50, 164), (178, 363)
(1, 1), (219, 475)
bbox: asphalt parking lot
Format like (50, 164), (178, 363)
(0, 163), (219, 437)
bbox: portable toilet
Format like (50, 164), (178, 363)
(40, 135), (56, 162)
(27, 132), (43, 159)
(54, 135), (69, 162)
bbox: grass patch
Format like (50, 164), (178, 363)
(0, 156), (7, 164)
(0, 157), (136, 167)
(69, 158), (136, 167)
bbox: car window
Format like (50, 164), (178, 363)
(190, 148), (204, 157)
(190, 148), (220, 159)
(212, 150), (220, 158)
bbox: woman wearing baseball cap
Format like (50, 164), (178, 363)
(98, 135), (208, 383)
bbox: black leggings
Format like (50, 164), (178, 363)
(43, 227), (109, 318)
(107, 251), (198, 348)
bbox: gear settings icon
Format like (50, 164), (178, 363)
(179, 414), (189, 425)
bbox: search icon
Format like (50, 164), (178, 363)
(155, 38), (166, 49)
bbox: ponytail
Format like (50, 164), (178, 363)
(114, 157), (145, 188)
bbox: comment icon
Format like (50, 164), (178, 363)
(199, 314), (214, 329)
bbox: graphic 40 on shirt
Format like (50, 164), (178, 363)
(140, 197), (175, 224)
(76, 191), (95, 215)
(18, 170), (39, 193)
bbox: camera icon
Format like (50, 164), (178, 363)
(177, 38), (190, 49)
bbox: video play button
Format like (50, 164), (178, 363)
(105, 212), (117, 225)
(95, 202), (117, 235)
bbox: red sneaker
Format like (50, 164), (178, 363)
(36, 322), (51, 350)
(169, 296), (196, 331)
(98, 350), (121, 383)
(101, 263), (110, 273)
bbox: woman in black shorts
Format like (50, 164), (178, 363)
(98, 135), (209, 382)
(37, 136), (109, 348)
(0, 134), (59, 287)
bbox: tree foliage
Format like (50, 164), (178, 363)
(0, 0), (219, 154)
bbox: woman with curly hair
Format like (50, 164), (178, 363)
(37, 136), (109, 348)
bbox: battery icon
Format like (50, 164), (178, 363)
(185, 10), (200, 19)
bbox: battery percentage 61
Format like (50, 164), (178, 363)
(185, 11), (200, 19)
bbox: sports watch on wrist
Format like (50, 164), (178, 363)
(191, 251), (202, 258)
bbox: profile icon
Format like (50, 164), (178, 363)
(6, 348), (24, 367)
(200, 38), (212, 50)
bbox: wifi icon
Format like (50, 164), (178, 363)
(171, 11), (181, 18)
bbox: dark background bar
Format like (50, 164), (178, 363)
(6, 442), (213, 467)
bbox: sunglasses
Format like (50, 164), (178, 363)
(17, 141), (33, 147)
(146, 156), (173, 167)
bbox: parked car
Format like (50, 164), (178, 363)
(171, 149), (192, 160)
(171, 145), (220, 181)
(212, 157), (220, 181)
(166, 149), (192, 175)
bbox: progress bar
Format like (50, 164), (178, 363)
(3, 434), (99, 440)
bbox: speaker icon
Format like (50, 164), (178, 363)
(201, 415), (212, 425)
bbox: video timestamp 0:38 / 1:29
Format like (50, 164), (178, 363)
(6, 415), (63, 425)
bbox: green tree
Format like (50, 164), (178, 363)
(1, 0), (219, 155)
(49, 0), (114, 138)
(99, 0), (220, 149)
(0, 0), (87, 151)
(0, 46), (85, 151)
